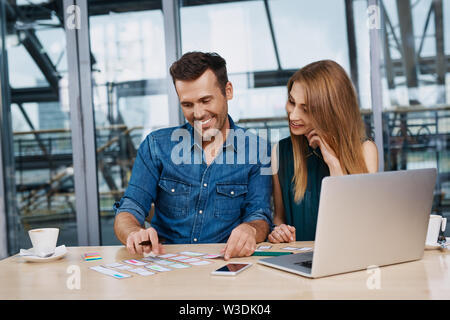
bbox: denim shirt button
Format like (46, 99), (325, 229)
(199, 210), (203, 214)
(193, 238), (198, 242)
(171, 188), (175, 193)
(203, 183), (207, 187)
(230, 191), (235, 195)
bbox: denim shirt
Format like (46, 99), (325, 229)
(113, 115), (273, 244)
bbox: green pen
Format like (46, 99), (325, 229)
(252, 251), (293, 256)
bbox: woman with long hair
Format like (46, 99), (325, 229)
(269, 60), (378, 243)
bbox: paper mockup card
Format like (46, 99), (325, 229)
(170, 255), (190, 261)
(178, 251), (206, 257)
(142, 256), (162, 262)
(123, 259), (149, 266)
(256, 245), (272, 251)
(181, 258), (201, 263)
(129, 268), (155, 276)
(189, 260), (212, 266)
(104, 262), (125, 268)
(281, 246), (313, 251)
(281, 246), (300, 251)
(154, 259), (174, 266)
(115, 265), (133, 270)
(158, 253), (178, 259)
(90, 266), (131, 279)
(202, 254), (223, 259)
(169, 263), (191, 269)
(145, 265), (172, 272)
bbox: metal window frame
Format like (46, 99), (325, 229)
(368, 0), (385, 172)
(0, 0), (9, 258)
(0, 0), (18, 258)
(64, 0), (100, 246)
(60, 0), (181, 246)
(345, 0), (360, 96)
(163, 0), (183, 126)
(0, 126), (6, 259)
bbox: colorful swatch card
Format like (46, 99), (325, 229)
(83, 252), (102, 261)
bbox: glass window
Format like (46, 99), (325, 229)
(379, 0), (450, 231)
(180, 0), (359, 143)
(181, 1), (278, 72)
(88, 0), (169, 244)
(3, 1), (77, 254)
(269, 0), (350, 70)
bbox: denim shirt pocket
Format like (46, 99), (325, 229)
(156, 178), (191, 217)
(214, 183), (248, 221)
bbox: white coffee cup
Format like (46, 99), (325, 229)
(28, 228), (59, 257)
(425, 215), (447, 245)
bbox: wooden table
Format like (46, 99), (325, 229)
(0, 241), (449, 300)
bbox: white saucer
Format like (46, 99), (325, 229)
(425, 242), (441, 250)
(19, 245), (67, 262)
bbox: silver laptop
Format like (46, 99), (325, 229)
(258, 168), (437, 278)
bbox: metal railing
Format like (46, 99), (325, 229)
(11, 106), (450, 222)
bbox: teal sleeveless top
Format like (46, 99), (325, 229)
(277, 136), (330, 241)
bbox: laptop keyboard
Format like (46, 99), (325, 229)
(293, 251), (314, 269)
(295, 260), (312, 268)
(258, 250), (314, 274)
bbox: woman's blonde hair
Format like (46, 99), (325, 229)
(288, 60), (368, 202)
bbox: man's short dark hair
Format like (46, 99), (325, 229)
(169, 52), (229, 95)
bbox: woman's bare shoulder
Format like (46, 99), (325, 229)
(362, 140), (378, 173)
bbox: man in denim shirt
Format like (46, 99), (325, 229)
(114, 52), (272, 260)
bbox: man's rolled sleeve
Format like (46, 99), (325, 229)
(242, 208), (272, 227)
(113, 133), (161, 226)
(113, 197), (147, 226)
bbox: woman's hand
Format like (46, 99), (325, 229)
(268, 224), (296, 243)
(306, 129), (344, 176)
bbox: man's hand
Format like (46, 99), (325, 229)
(125, 227), (165, 256)
(221, 223), (257, 260)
